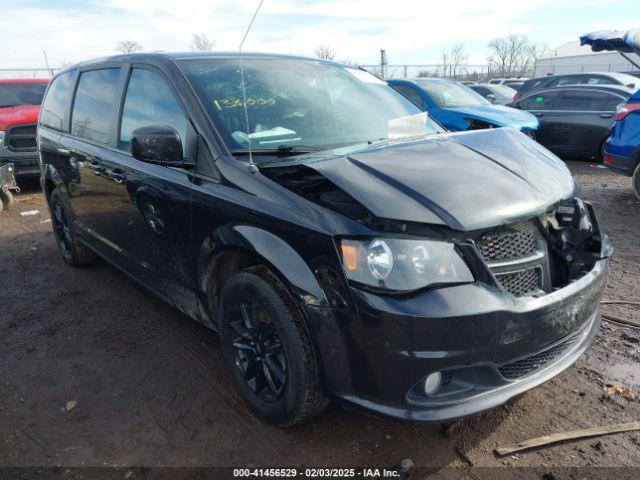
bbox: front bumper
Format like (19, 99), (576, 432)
(306, 258), (608, 422)
(0, 147), (39, 178)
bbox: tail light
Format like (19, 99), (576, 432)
(615, 102), (640, 121)
(513, 93), (521, 101)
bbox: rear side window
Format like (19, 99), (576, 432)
(518, 91), (559, 110)
(40, 72), (74, 131)
(585, 76), (615, 85)
(549, 76), (582, 87)
(119, 69), (188, 152)
(520, 79), (545, 94)
(391, 84), (424, 108)
(555, 90), (606, 110)
(71, 69), (120, 143)
(601, 93), (625, 111)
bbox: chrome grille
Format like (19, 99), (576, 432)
(477, 221), (538, 263)
(6, 123), (37, 152)
(498, 335), (579, 379)
(476, 220), (549, 298)
(494, 269), (542, 298)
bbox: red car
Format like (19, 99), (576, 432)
(0, 78), (49, 180)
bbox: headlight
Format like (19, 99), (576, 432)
(0, 130), (4, 146)
(339, 238), (474, 291)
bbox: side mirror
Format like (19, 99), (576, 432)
(131, 125), (183, 165)
(486, 93), (497, 102)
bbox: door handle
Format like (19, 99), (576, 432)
(532, 112), (545, 117)
(108, 169), (126, 184)
(599, 113), (613, 118)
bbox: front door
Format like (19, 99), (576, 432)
(100, 67), (196, 314)
(517, 89), (561, 151)
(547, 89), (621, 157)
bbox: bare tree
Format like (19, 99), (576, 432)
(487, 34), (546, 77)
(116, 40), (142, 54)
(190, 33), (215, 51)
(450, 43), (468, 78)
(525, 42), (549, 76)
(314, 46), (336, 61)
(440, 48), (451, 77)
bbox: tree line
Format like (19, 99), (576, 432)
(112, 34), (546, 80)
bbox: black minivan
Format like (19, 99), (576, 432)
(38, 53), (611, 426)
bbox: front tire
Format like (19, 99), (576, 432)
(633, 163), (640, 202)
(218, 271), (328, 426)
(49, 189), (96, 266)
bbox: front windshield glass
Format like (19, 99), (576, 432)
(0, 82), (47, 108)
(179, 58), (444, 154)
(415, 79), (490, 108)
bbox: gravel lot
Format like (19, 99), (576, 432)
(1, 161), (639, 478)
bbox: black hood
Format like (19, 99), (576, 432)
(290, 128), (576, 232)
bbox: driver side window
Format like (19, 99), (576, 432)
(119, 69), (188, 153)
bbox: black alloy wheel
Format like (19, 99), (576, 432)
(52, 199), (73, 258)
(48, 189), (96, 266)
(218, 271), (328, 426)
(228, 298), (287, 402)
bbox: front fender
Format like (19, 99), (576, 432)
(202, 224), (329, 308)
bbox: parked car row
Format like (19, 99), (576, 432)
(388, 75), (638, 171)
(387, 78), (538, 135)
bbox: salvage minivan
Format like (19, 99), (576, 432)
(38, 53), (611, 426)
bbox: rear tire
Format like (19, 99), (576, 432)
(597, 141), (606, 163)
(218, 271), (328, 426)
(0, 190), (14, 210)
(49, 189), (96, 266)
(633, 163), (640, 202)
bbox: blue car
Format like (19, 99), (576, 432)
(388, 78), (539, 136)
(580, 28), (640, 200)
(604, 88), (640, 199)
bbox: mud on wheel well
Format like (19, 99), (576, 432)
(203, 250), (301, 329)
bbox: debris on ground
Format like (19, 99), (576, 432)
(495, 421), (640, 456)
(20, 210), (39, 216)
(603, 384), (636, 400)
(65, 400), (77, 412)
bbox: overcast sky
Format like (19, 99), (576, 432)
(2, 0), (639, 70)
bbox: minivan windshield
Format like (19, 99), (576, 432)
(179, 58), (444, 157)
(0, 82), (47, 108)
(415, 79), (490, 108)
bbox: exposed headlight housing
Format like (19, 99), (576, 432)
(339, 238), (474, 292)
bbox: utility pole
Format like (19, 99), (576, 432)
(380, 49), (387, 79)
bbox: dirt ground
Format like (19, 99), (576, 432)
(1, 161), (639, 479)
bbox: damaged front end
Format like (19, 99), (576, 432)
(465, 197), (612, 300)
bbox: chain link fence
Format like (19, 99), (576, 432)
(359, 64), (505, 81)
(0, 68), (58, 79)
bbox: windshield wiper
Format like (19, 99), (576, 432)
(231, 144), (322, 157)
(0, 104), (17, 108)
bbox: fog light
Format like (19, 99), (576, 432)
(423, 372), (442, 396)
